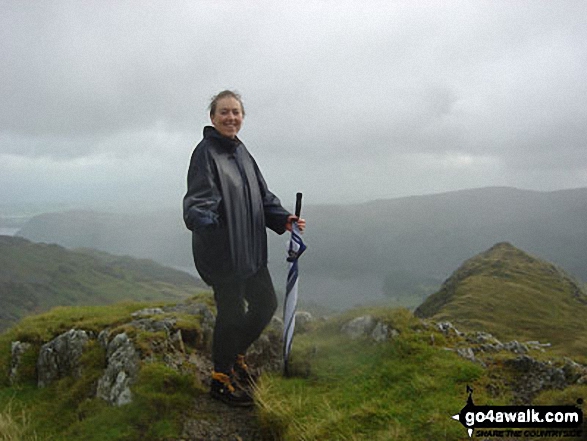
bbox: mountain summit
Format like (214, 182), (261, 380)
(415, 242), (587, 356)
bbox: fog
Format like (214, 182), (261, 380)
(2, 1), (587, 211)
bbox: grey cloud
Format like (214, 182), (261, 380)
(1, 0), (587, 205)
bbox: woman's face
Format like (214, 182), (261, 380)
(210, 97), (243, 139)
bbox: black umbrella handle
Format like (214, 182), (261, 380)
(295, 192), (303, 218)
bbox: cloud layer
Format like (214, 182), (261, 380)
(1, 0), (586, 208)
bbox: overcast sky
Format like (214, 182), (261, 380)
(1, 0), (586, 212)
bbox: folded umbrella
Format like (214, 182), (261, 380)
(283, 192), (307, 376)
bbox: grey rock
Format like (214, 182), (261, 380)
(467, 332), (501, 345)
(295, 311), (313, 332)
(98, 329), (111, 349)
(269, 315), (284, 332)
(370, 322), (399, 342)
(457, 347), (487, 367)
(37, 329), (90, 388)
(129, 317), (176, 334)
(503, 340), (529, 354)
(131, 307), (165, 318)
(10, 341), (32, 384)
(170, 329), (186, 353)
(457, 347), (476, 362)
(371, 322), (389, 342)
(476, 340), (529, 355)
(437, 322), (463, 336)
(525, 340), (551, 349)
(562, 358), (587, 383)
(96, 332), (140, 406)
(341, 315), (376, 340)
(478, 343), (504, 353)
(165, 302), (216, 349)
(247, 320), (283, 373)
(504, 355), (567, 403)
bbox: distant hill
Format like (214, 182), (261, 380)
(415, 242), (587, 357)
(15, 187), (587, 308)
(0, 235), (206, 332)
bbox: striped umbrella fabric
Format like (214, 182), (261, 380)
(283, 193), (306, 376)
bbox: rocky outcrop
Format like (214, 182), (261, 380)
(341, 315), (399, 342)
(10, 300), (283, 409)
(9, 341), (31, 385)
(433, 321), (587, 403)
(37, 329), (90, 388)
(96, 332), (141, 406)
(504, 355), (566, 403)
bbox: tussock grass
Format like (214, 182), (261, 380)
(0, 401), (38, 441)
(256, 308), (490, 440)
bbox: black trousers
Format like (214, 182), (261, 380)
(211, 266), (278, 373)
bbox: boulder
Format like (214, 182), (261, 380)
(37, 329), (90, 388)
(10, 341), (32, 384)
(295, 311), (313, 332)
(131, 307), (165, 318)
(246, 315), (284, 374)
(371, 322), (399, 342)
(341, 315), (376, 340)
(436, 321), (464, 336)
(96, 332), (140, 406)
(165, 302), (216, 350)
(504, 355), (567, 403)
(503, 340), (529, 354)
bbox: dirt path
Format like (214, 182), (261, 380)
(179, 393), (265, 441)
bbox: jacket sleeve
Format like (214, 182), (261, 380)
(252, 157), (291, 235)
(183, 146), (222, 231)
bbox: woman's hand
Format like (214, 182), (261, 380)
(285, 215), (306, 233)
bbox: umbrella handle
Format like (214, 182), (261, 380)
(295, 192), (303, 218)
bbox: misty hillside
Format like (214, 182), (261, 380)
(0, 235), (205, 332)
(15, 186), (587, 308)
(415, 242), (587, 357)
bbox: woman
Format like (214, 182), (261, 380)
(183, 90), (305, 407)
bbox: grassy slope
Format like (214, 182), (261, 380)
(256, 307), (587, 440)
(0, 236), (203, 331)
(256, 309), (485, 440)
(0, 302), (586, 440)
(415, 243), (587, 360)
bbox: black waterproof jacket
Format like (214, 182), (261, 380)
(183, 126), (290, 285)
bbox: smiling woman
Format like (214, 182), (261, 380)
(183, 90), (306, 407)
(208, 90), (245, 139)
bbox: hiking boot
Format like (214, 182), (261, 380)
(233, 354), (258, 389)
(210, 371), (254, 407)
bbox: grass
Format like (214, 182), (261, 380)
(0, 296), (211, 440)
(255, 308), (494, 441)
(1, 294), (585, 440)
(0, 236), (205, 332)
(0, 401), (38, 441)
(417, 243), (587, 361)
(256, 306), (587, 440)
